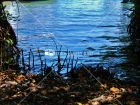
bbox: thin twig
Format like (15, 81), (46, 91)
(61, 49), (68, 70)
(28, 51), (30, 70)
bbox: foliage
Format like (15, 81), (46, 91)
(132, 0), (140, 14)
(127, 0), (140, 45)
(122, 0), (140, 75)
(0, 1), (19, 70)
(0, 5), (12, 20)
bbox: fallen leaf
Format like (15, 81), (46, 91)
(30, 83), (36, 87)
(116, 95), (121, 98)
(53, 86), (59, 91)
(14, 74), (25, 83)
(5, 81), (18, 85)
(127, 101), (137, 105)
(41, 89), (47, 95)
(10, 84), (16, 89)
(76, 102), (82, 105)
(100, 84), (108, 89)
(120, 88), (126, 93)
(63, 86), (70, 91)
(106, 95), (114, 101)
(89, 101), (100, 105)
(30, 87), (37, 92)
(127, 87), (132, 93)
(23, 91), (27, 96)
(12, 92), (22, 98)
(32, 79), (36, 83)
(83, 103), (89, 105)
(0, 84), (9, 88)
(110, 87), (119, 93)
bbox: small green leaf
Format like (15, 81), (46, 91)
(4, 38), (14, 45)
(5, 58), (14, 64)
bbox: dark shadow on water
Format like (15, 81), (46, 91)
(116, 34), (140, 78)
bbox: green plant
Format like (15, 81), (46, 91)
(0, 1), (19, 70)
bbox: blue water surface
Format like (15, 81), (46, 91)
(6, 0), (133, 74)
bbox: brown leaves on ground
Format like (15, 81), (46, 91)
(0, 69), (140, 105)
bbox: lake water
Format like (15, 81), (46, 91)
(6, 0), (134, 75)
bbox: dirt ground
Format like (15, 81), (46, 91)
(0, 67), (140, 105)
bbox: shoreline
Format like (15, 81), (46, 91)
(2, 1), (11, 5)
